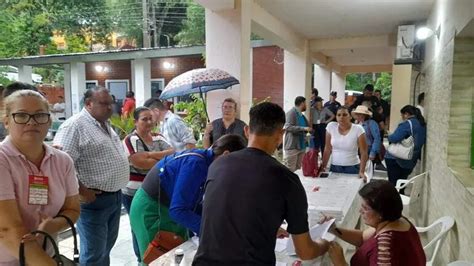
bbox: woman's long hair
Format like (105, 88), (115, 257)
(401, 105), (426, 127)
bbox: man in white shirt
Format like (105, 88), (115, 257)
(54, 88), (129, 265)
(144, 98), (196, 151)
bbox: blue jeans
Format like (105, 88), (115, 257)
(330, 164), (360, 174)
(77, 191), (122, 266)
(122, 193), (141, 262)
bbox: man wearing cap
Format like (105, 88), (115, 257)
(324, 91), (341, 122)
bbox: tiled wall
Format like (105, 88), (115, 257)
(419, 36), (474, 264)
(448, 38), (474, 171)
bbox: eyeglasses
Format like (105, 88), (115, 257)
(11, 112), (50, 124)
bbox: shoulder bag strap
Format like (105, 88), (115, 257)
(20, 230), (63, 266)
(56, 215), (79, 263)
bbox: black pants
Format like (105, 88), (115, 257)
(385, 158), (414, 187)
(312, 124), (327, 154)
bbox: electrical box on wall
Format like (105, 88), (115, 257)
(396, 25), (416, 59)
(394, 25), (423, 65)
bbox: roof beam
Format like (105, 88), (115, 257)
(0, 46), (205, 66)
(251, 1), (306, 54)
(342, 64), (393, 74)
(310, 34), (396, 51)
(311, 52), (342, 74)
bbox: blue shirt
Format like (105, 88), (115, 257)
(296, 110), (308, 149)
(362, 119), (381, 158)
(155, 148), (214, 234)
(386, 118), (426, 169)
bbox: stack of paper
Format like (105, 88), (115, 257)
(275, 218), (336, 255)
(314, 207), (343, 222)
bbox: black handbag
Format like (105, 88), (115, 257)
(19, 215), (79, 266)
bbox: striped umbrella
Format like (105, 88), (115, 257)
(159, 68), (239, 120)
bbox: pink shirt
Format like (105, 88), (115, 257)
(0, 137), (79, 264)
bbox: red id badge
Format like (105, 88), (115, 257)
(28, 175), (49, 205)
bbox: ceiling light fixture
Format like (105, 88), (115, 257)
(416, 26), (441, 40)
(163, 61), (175, 70)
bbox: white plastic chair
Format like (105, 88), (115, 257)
(395, 172), (427, 206)
(416, 216), (455, 266)
(448, 261), (474, 266)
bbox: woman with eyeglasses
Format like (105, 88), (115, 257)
(320, 106), (369, 180)
(0, 90), (80, 265)
(322, 180), (426, 266)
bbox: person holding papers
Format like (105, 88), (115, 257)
(322, 180), (426, 266)
(193, 102), (329, 265)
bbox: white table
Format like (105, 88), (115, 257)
(151, 171), (363, 266)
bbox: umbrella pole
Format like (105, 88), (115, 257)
(199, 87), (210, 122)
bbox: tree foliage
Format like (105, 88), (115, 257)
(0, 0), (114, 57)
(174, 0), (205, 45)
(345, 72), (392, 101)
(109, 0), (188, 48)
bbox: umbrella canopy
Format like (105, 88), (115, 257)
(159, 68), (239, 100)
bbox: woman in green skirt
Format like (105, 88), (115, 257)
(130, 134), (246, 263)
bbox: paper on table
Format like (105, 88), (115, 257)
(285, 218), (336, 255)
(191, 236), (199, 247)
(275, 238), (288, 252)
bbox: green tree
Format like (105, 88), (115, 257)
(110, 0), (188, 48)
(374, 72), (392, 101)
(174, 0), (263, 46)
(0, 0), (113, 57)
(345, 73), (377, 91)
(174, 0), (205, 45)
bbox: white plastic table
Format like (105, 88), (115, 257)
(151, 171), (364, 266)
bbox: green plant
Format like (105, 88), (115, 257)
(174, 94), (207, 143)
(110, 114), (135, 139)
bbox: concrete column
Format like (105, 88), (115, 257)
(204, 0), (252, 122)
(130, 60), (136, 93)
(313, 64), (332, 103)
(133, 59), (151, 106)
(18, 65), (33, 83)
(63, 64), (72, 118)
(331, 72), (346, 105)
(283, 41), (312, 113)
(389, 64), (412, 131)
(70, 62), (86, 115)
